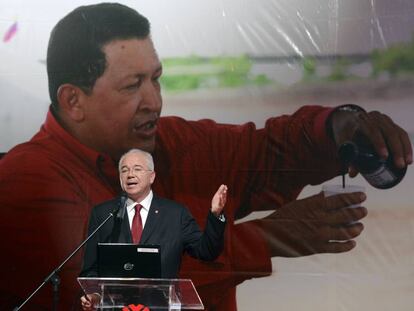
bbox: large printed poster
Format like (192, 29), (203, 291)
(1, 0), (414, 310)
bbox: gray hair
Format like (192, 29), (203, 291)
(118, 149), (154, 172)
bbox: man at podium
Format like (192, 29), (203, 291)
(80, 149), (228, 310)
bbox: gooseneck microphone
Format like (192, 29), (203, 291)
(116, 192), (129, 220)
(14, 193), (127, 311)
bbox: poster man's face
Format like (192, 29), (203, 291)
(81, 37), (163, 159)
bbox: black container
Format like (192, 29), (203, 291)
(338, 137), (407, 189)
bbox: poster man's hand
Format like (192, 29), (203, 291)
(330, 106), (412, 175)
(254, 192), (367, 257)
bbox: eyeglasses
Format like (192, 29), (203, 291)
(120, 167), (152, 175)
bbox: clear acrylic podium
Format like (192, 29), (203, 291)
(78, 277), (204, 310)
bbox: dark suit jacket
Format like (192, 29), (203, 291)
(80, 194), (225, 278)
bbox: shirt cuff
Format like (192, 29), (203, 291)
(209, 210), (226, 223)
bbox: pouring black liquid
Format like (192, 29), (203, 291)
(338, 134), (406, 189)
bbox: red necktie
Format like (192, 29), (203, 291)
(131, 204), (143, 244)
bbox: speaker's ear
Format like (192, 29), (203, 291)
(56, 84), (85, 121)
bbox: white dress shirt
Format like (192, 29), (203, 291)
(126, 190), (153, 229)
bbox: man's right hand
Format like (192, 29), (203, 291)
(253, 191), (367, 257)
(80, 293), (100, 311)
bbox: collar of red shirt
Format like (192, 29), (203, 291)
(43, 108), (119, 187)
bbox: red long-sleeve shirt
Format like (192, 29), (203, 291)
(0, 105), (339, 310)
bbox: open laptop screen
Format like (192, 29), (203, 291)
(97, 243), (161, 278)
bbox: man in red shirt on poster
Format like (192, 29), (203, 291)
(0, 3), (411, 310)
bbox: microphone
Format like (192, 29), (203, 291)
(14, 194), (128, 310)
(116, 192), (128, 220)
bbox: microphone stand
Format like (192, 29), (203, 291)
(14, 204), (124, 311)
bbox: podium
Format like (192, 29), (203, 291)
(78, 277), (204, 310)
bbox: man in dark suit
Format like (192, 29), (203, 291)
(80, 148), (227, 310)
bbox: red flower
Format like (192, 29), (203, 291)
(122, 303), (150, 311)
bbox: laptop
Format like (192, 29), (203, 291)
(97, 243), (161, 278)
